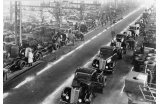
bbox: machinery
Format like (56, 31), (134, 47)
(3, 45), (27, 72)
(73, 30), (84, 41)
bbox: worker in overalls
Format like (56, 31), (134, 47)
(146, 69), (153, 87)
(116, 39), (122, 48)
(95, 19), (99, 29)
(115, 39), (123, 57)
(25, 45), (32, 64)
(28, 49), (33, 66)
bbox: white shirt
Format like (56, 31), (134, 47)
(25, 47), (31, 58)
(28, 52), (33, 63)
(127, 31), (132, 36)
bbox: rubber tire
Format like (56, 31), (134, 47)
(135, 57), (145, 63)
(148, 53), (156, 57)
(144, 60), (156, 69)
(137, 54), (144, 57)
(34, 52), (42, 61)
(103, 76), (107, 86)
(54, 43), (59, 50)
(146, 57), (156, 62)
(18, 60), (26, 70)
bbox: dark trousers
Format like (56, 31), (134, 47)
(25, 57), (28, 63)
(28, 63), (32, 66)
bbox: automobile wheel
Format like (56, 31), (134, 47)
(54, 43), (59, 50)
(99, 76), (107, 86)
(103, 76), (107, 86)
(18, 60), (26, 70)
(86, 93), (93, 104)
(34, 52), (42, 61)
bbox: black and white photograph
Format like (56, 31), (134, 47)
(3, 0), (157, 104)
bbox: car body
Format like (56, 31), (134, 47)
(73, 67), (107, 94)
(92, 46), (118, 74)
(128, 25), (140, 36)
(135, 21), (145, 33)
(60, 82), (93, 104)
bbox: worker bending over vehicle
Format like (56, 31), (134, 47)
(115, 40), (122, 49)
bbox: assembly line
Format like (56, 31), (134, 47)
(3, 1), (156, 104)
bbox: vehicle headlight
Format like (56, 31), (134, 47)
(106, 66), (108, 69)
(66, 95), (69, 100)
(62, 93), (66, 96)
(78, 99), (82, 103)
(85, 99), (89, 102)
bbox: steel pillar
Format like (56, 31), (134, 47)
(15, 1), (22, 46)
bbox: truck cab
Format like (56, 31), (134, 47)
(129, 25), (140, 37)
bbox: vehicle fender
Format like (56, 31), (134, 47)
(15, 59), (21, 65)
(61, 87), (71, 103)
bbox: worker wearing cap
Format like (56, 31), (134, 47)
(146, 69), (153, 87)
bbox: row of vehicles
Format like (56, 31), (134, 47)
(60, 19), (139, 104)
(60, 4), (147, 103)
(60, 36), (128, 103)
